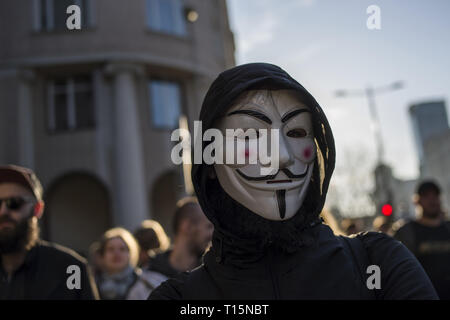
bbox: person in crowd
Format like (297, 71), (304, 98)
(373, 215), (393, 236)
(134, 219), (170, 268)
(87, 241), (104, 280)
(394, 180), (450, 299)
(320, 209), (344, 235)
(147, 197), (214, 278)
(0, 164), (98, 299)
(149, 63), (437, 300)
(340, 218), (364, 235)
(96, 227), (167, 300)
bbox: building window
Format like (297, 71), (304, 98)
(33, 0), (93, 31)
(146, 0), (186, 36)
(149, 80), (182, 129)
(47, 75), (95, 132)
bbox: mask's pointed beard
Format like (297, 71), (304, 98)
(276, 190), (286, 219)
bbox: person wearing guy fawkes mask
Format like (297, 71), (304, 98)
(149, 63), (438, 300)
(0, 164), (98, 299)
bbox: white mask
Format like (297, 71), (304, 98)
(214, 89), (316, 221)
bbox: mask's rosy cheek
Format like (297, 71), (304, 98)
(244, 147), (249, 158)
(242, 144), (258, 164)
(303, 146), (312, 159)
(299, 142), (316, 162)
(240, 148), (249, 163)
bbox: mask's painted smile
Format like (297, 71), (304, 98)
(236, 166), (309, 181)
(235, 165), (310, 192)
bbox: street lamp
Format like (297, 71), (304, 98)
(335, 81), (405, 218)
(185, 8), (199, 23)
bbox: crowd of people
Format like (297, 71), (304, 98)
(323, 180), (450, 299)
(92, 197), (214, 300)
(0, 64), (449, 301)
(1, 162), (449, 300)
(0, 164), (214, 300)
(1, 164), (449, 300)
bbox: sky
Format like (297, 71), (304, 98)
(226, 0), (450, 183)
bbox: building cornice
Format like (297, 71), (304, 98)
(0, 52), (217, 79)
(104, 62), (145, 77)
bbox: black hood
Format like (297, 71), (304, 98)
(192, 63), (335, 253)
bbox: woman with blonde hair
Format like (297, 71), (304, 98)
(95, 227), (167, 300)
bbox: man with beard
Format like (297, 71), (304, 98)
(0, 165), (98, 299)
(394, 181), (450, 299)
(149, 63), (438, 300)
(148, 198), (213, 278)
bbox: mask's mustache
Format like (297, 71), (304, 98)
(236, 166), (309, 181)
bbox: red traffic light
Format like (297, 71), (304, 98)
(381, 204), (393, 216)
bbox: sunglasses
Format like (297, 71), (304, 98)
(0, 197), (34, 211)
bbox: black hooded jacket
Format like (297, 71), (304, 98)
(149, 63), (438, 300)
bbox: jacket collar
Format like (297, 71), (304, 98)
(207, 217), (323, 268)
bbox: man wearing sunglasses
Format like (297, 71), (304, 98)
(0, 164), (99, 299)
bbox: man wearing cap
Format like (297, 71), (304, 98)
(0, 164), (99, 299)
(394, 180), (450, 299)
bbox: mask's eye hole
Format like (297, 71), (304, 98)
(287, 128), (307, 138)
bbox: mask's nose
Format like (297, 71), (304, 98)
(259, 129), (294, 174)
(278, 134), (294, 169)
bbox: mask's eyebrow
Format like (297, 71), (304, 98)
(227, 109), (272, 124)
(281, 108), (310, 123)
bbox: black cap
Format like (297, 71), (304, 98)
(417, 180), (441, 196)
(0, 165), (43, 201)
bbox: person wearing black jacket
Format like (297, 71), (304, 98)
(149, 63), (438, 300)
(0, 164), (99, 300)
(394, 181), (450, 299)
(147, 198), (213, 279)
